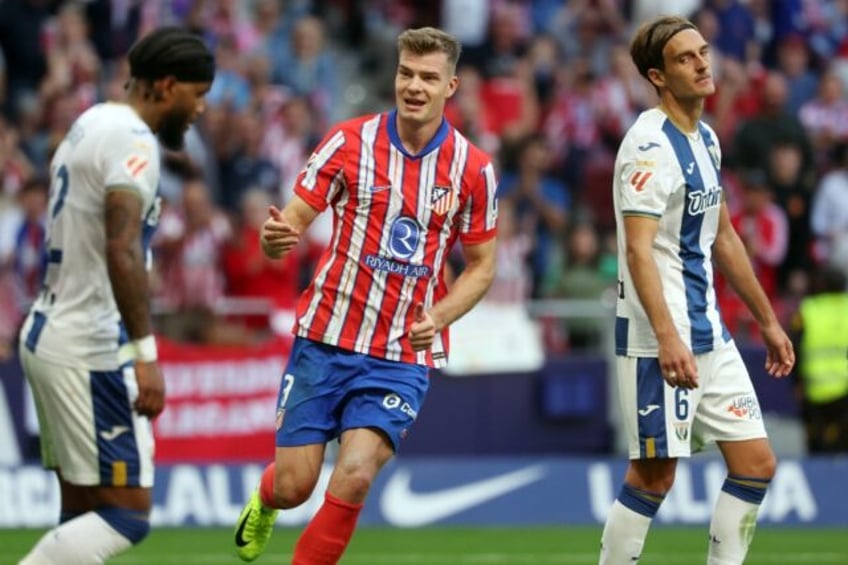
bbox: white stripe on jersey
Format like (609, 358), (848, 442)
(323, 115), (381, 343)
(427, 130), (470, 363)
(355, 141), (405, 351)
(386, 149), (440, 362)
(302, 130), (345, 192)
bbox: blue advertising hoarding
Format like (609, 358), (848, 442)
(1, 456), (845, 528)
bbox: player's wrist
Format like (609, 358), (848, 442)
(132, 335), (158, 362)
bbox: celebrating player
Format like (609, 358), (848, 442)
(17, 28), (213, 565)
(232, 26), (498, 564)
(599, 15), (795, 565)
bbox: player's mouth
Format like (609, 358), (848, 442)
(695, 75), (712, 86)
(404, 99), (426, 111)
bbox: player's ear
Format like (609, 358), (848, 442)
(647, 67), (665, 90)
(151, 76), (178, 102)
(446, 74), (459, 99)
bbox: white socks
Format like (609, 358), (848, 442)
(18, 512), (133, 565)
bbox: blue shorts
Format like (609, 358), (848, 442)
(274, 337), (429, 451)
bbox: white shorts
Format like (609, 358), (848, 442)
(19, 345), (155, 487)
(617, 340), (766, 459)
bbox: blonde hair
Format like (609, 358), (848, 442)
(630, 15), (697, 80)
(397, 27), (462, 72)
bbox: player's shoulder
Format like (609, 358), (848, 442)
(81, 103), (154, 142)
(446, 125), (494, 173)
(618, 109), (675, 161)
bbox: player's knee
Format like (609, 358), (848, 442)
(274, 472), (317, 509)
(95, 507), (151, 545)
(331, 460), (378, 501)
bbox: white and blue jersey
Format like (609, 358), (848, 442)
(613, 108), (730, 357)
(21, 103), (161, 371)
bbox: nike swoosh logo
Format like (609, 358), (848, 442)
(380, 465), (546, 527)
(686, 162), (695, 175)
(99, 425), (130, 441)
(235, 509), (251, 547)
(638, 405), (660, 417)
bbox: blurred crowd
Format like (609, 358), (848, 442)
(2, 0), (848, 360)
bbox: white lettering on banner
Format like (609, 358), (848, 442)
(161, 357), (285, 399)
(155, 398), (278, 437)
(0, 467), (60, 527)
(587, 460), (817, 523)
(151, 464), (331, 527)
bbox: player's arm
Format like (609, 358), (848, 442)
(713, 201), (794, 376)
(409, 238), (495, 352)
(260, 194), (320, 260)
(623, 214), (698, 387)
(105, 189), (152, 339)
(105, 188), (164, 417)
(430, 238), (496, 331)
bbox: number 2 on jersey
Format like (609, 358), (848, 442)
(51, 164), (70, 218)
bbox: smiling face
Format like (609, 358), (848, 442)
(394, 50), (458, 128)
(651, 28), (715, 101)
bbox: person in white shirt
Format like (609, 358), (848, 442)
(17, 27), (214, 565)
(599, 15), (795, 565)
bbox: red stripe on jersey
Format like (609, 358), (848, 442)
(292, 112), (497, 368)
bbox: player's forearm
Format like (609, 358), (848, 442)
(105, 194), (153, 339)
(626, 247), (678, 340)
(714, 230), (778, 327)
(107, 241), (153, 338)
(430, 253), (495, 332)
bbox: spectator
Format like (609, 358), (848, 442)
(222, 188), (300, 331)
(799, 68), (848, 164)
(498, 133), (569, 297)
(791, 267), (848, 454)
(546, 222), (613, 351)
(811, 143), (848, 275)
(717, 169), (789, 339)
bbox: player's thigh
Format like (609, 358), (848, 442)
(18, 350), (154, 489)
(339, 357), (429, 453)
(693, 343), (767, 449)
(617, 356), (703, 460)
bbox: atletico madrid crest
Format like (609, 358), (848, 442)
(430, 185), (455, 215)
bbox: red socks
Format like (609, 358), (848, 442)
(292, 492), (363, 565)
(259, 462), (277, 508)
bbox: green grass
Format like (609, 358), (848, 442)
(2, 526), (847, 564)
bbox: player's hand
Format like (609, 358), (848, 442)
(260, 205), (300, 259)
(134, 360), (165, 418)
(658, 335), (699, 389)
(760, 322), (795, 378)
(409, 303), (436, 352)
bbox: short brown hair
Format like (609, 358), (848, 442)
(397, 27), (462, 72)
(630, 16), (697, 80)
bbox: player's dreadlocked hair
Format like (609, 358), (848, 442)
(127, 27), (215, 88)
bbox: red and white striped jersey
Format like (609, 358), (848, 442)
(292, 110), (498, 368)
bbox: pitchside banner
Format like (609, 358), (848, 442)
(1, 457), (846, 528)
(153, 337), (290, 462)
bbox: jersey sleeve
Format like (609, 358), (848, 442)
(459, 160), (498, 245)
(293, 128), (347, 212)
(100, 127), (158, 205)
(616, 135), (677, 219)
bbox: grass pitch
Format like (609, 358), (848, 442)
(1, 526), (846, 564)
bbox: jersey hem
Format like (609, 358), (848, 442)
(294, 328), (446, 368)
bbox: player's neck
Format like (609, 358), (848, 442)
(395, 116), (441, 155)
(657, 97), (703, 135)
(125, 91), (161, 133)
